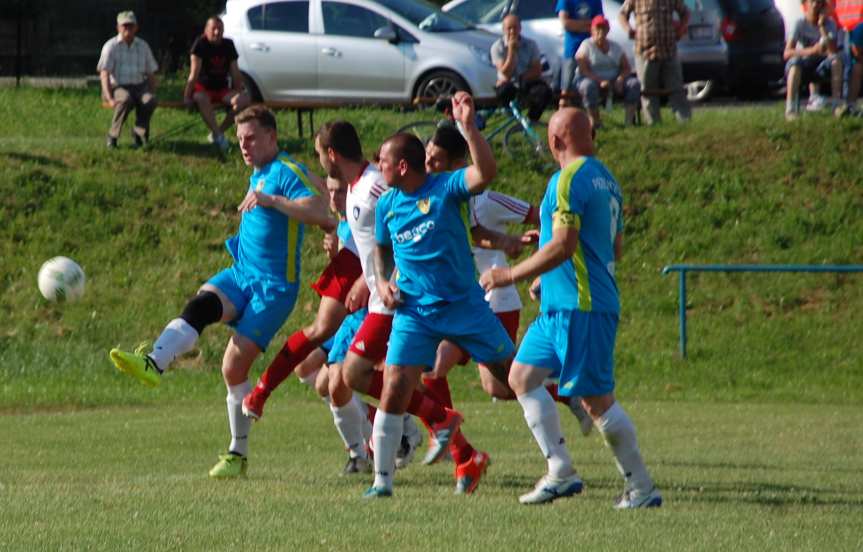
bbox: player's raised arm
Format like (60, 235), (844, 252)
(452, 91), (496, 193)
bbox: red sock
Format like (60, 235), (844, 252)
(366, 370), (384, 399)
(407, 391), (446, 424)
(259, 330), (317, 393)
(450, 430), (474, 465)
(422, 376), (453, 408)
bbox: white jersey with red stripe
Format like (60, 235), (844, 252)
(346, 162), (394, 315)
(469, 190), (532, 313)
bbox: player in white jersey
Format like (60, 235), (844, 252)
(313, 121), (471, 485)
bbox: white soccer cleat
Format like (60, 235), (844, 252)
(518, 473), (583, 505)
(615, 486), (663, 509)
(395, 415), (422, 469)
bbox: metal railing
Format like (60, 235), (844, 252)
(661, 264), (863, 358)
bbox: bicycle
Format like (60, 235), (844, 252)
(396, 97), (552, 166)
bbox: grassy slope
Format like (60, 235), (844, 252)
(1, 87), (862, 410)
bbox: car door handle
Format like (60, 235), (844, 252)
(249, 42), (270, 52)
(321, 47), (342, 57)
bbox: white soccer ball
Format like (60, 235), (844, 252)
(37, 256), (86, 302)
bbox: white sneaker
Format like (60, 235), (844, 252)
(806, 94), (827, 112)
(518, 473), (583, 505)
(206, 132), (215, 144)
(567, 396), (594, 436)
(395, 415), (422, 469)
(615, 486), (663, 509)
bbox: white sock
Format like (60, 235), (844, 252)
(517, 386), (574, 479)
(371, 410), (403, 491)
(298, 368), (320, 387)
(330, 402), (368, 460)
(149, 318), (198, 372)
(226, 381), (252, 457)
(595, 401), (653, 493)
(352, 393), (373, 441)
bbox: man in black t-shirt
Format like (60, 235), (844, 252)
(183, 16), (250, 151)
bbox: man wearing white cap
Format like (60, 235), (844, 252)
(97, 11), (159, 149)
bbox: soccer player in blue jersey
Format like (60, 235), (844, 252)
(364, 91), (515, 498)
(109, 104), (336, 478)
(480, 108), (661, 508)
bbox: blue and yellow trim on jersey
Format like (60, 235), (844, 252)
(278, 153), (318, 284)
(553, 158), (592, 312)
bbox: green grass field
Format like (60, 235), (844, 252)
(1, 87), (862, 550)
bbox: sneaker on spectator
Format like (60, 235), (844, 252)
(106, 135), (118, 149)
(806, 94), (827, 112)
(785, 109), (800, 122)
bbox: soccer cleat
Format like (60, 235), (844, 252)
(518, 473), (583, 505)
(615, 487), (663, 509)
(422, 408), (463, 465)
(241, 383), (270, 421)
(454, 450), (490, 495)
(110, 347), (161, 388)
(567, 397), (594, 437)
(395, 416), (423, 469)
(208, 453), (248, 479)
(342, 455), (372, 476)
(361, 486), (392, 499)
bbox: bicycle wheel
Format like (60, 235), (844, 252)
(395, 121), (439, 144)
(503, 121), (551, 165)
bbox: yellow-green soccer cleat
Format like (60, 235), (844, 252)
(209, 454), (248, 479)
(110, 346), (161, 388)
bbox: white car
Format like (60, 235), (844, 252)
(222, 0), (500, 103)
(442, 0), (728, 101)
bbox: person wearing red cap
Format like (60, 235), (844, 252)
(575, 15), (641, 127)
(619, 0), (692, 124)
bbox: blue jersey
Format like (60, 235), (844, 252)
(539, 157), (623, 314)
(556, 0), (604, 58)
(226, 152), (318, 285)
(375, 169), (480, 306)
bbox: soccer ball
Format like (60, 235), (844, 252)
(37, 256), (86, 302)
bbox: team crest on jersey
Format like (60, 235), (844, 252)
(255, 179), (265, 192)
(416, 197), (431, 214)
(353, 205), (360, 220)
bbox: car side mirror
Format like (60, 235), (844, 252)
(374, 25), (398, 43)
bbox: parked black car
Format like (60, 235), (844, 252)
(717, 0), (787, 97)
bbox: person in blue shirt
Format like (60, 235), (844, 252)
(109, 104), (335, 479)
(480, 108), (661, 509)
(362, 92), (514, 498)
(557, 0), (604, 105)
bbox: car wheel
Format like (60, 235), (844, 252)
(685, 80), (714, 102)
(241, 72), (263, 103)
(414, 70), (469, 103)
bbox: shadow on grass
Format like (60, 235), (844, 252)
(669, 480), (863, 507)
(0, 151), (67, 168)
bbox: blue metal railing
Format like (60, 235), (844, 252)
(661, 264), (863, 358)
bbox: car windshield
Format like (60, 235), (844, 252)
(375, 0), (473, 32)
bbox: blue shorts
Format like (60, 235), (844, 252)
(207, 266), (298, 351)
(515, 310), (618, 398)
(386, 292), (514, 369)
(327, 308), (368, 365)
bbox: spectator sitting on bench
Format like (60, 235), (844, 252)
(784, 0), (844, 121)
(97, 11), (158, 149)
(183, 16), (250, 152)
(490, 14), (553, 122)
(575, 15), (641, 128)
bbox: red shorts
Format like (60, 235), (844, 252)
(349, 312), (393, 363)
(311, 248), (363, 303)
(456, 309), (520, 365)
(193, 82), (233, 105)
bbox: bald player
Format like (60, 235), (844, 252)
(480, 108), (661, 508)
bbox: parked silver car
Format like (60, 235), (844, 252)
(442, 0), (728, 101)
(222, 0), (500, 103)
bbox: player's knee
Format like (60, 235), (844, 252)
(180, 291), (223, 334)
